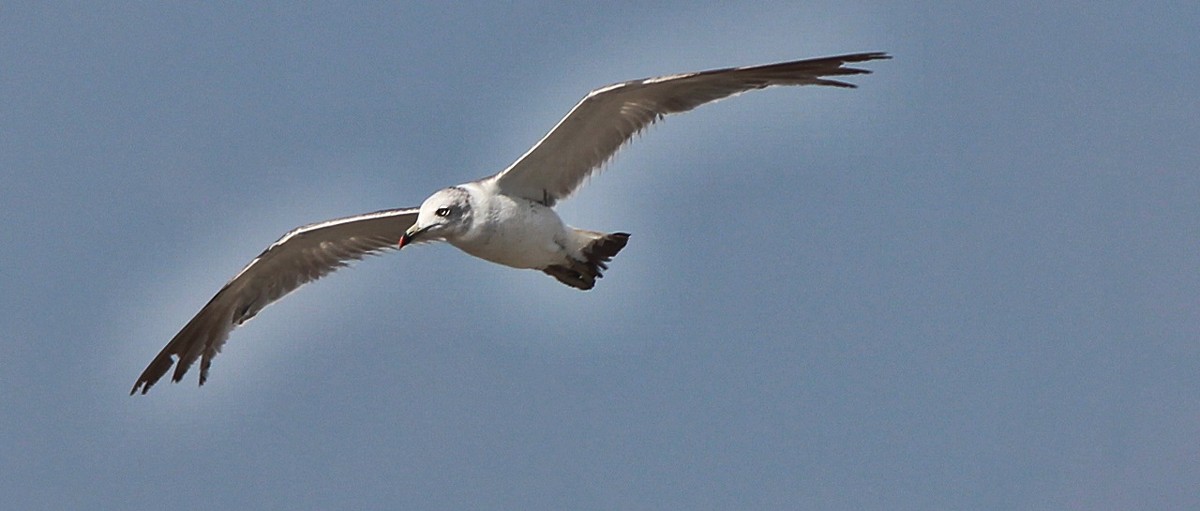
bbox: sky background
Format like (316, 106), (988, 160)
(3, 2), (1198, 510)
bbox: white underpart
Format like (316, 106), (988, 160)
(446, 182), (585, 270)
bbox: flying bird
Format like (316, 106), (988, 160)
(131, 52), (890, 394)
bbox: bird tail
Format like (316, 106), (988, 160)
(542, 231), (630, 290)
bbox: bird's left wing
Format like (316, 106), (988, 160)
(130, 207), (418, 395)
(489, 52), (890, 205)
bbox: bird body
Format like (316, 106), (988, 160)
(409, 181), (573, 270)
(131, 52), (890, 394)
(449, 189), (569, 271)
(401, 179), (630, 289)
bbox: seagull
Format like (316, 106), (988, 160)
(131, 52), (890, 394)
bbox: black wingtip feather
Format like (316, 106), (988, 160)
(130, 352), (176, 395)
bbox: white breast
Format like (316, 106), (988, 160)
(448, 189), (568, 270)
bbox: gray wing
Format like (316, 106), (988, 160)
(490, 52), (889, 205)
(131, 207), (419, 395)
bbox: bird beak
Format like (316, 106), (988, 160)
(398, 225), (424, 249)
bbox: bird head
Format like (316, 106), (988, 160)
(399, 187), (472, 248)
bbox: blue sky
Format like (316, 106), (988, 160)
(3, 2), (1198, 509)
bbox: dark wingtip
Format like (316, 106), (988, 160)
(130, 378), (156, 396)
(839, 51), (892, 62)
(823, 52), (890, 87)
(130, 352), (177, 396)
(815, 79), (859, 88)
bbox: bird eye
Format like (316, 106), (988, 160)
(435, 207), (451, 217)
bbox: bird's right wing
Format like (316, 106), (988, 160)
(130, 207), (418, 395)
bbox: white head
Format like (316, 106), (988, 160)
(398, 187), (473, 248)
